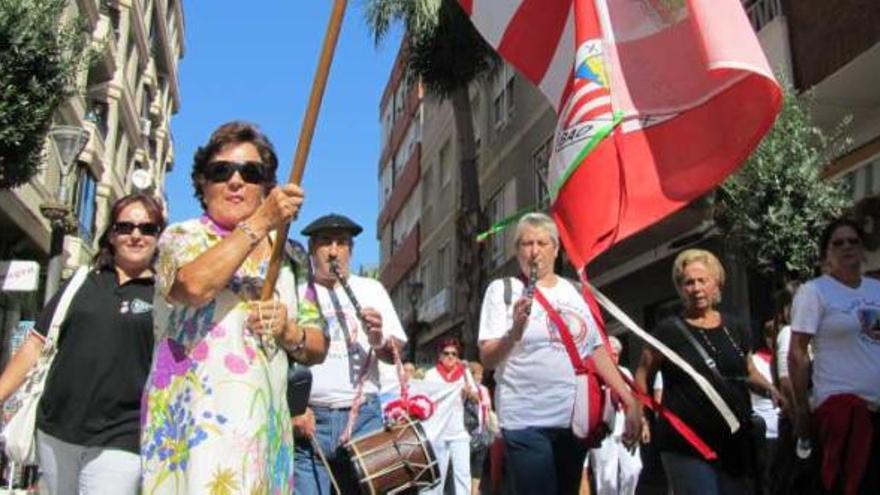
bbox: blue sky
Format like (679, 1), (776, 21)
(164, 2), (402, 270)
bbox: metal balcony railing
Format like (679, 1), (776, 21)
(747, 0), (783, 32)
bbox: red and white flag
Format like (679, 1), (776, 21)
(460, 0), (781, 269)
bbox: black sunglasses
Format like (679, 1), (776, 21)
(831, 237), (862, 248)
(112, 221), (160, 237)
(202, 160), (267, 184)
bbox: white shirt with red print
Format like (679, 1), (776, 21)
(478, 277), (601, 430)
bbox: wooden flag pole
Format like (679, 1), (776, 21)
(261, 0), (348, 300)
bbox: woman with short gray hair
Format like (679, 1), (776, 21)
(478, 212), (641, 494)
(514, 212), (560, 247)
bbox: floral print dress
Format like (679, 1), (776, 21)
(141, 216), (322, 494)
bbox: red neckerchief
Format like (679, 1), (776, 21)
(754, 348), (772, 364)
(435, 362), (465, 382)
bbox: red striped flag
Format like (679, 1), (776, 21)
(461, 0), (781, 269)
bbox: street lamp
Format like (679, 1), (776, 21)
(39, 124), (90, 304)
(407, 281), (424, 362)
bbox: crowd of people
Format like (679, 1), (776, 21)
(0, 120), (877, 495)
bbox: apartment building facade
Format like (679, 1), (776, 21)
(377, 44), (560, 361)
(376, 44), (425, 360)
(379, 0), (880, 361)
(0, 0), (185, 360)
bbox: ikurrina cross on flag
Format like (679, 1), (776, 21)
(459, 0), (781, 270)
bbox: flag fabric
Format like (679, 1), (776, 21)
(459, 0), (781, 269)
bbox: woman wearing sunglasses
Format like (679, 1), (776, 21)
(790, 217), (880, 494)
(423, 337), (480, 494)
(141, 121), (326, 494)
(0, 193), (164, 493)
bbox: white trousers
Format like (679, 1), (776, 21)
(36, 430), (140, 495)
(588, 435), (642, 495)
(425, 437), (471, 495)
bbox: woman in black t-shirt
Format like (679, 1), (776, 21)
(0, 193), (164, 495)
(634, 249), (782, 495)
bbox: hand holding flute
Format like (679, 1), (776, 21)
(329, 257), (385, 348)
(509, 258), (539, 342)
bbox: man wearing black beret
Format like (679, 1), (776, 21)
(292, 213), (408, 493)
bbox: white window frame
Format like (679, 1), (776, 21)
(532, 136), (553, 208)
(492, 65), (516, 131)
(487, 178), (517, 268)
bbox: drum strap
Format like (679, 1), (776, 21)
(340, 340), (409, 444)
(326, 288), (369, 386)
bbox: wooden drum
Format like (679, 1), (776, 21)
(345, 418), (440, 494)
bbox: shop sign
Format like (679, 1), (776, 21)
(0, 260), (40, 292)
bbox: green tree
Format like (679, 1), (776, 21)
(714, 83), (852, 286)
(365, 0), (498, 357)
(0, 0), (89, 189)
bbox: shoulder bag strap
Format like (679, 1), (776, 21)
(503, 277), (512, 307)
(670, 317), (750, 415)
(45, 267), (90, 347)
(669, 316), (728, 386)
(533, 288), (586, 373)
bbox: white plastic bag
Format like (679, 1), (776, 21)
(2, 267), (88, 464)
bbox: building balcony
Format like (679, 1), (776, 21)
(380, 39), (408, 115)
(785, 0), (880, 90)
(81, 117), (107, 172)
(130, 0), (150, 69)
(118, 80), (141, 146)
(89, 16), (117, 84)
(746, 0), (783, 33)
(378, 143), (420, 230)
(380, 223), (420, 291)
(151, 1), (182, 112)
(380, 84), (422, 169)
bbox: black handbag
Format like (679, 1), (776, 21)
(287, 365), (312, 417)
(464, 398), (480, 435)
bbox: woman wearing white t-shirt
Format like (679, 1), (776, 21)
(478, 213), (641, 494)
(790, 217), (880, 494)
(422, 337), (476, 495)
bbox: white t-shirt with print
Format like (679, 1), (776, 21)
(303, 275), (407, 408)
(791, 275), (880, 408)
(478, 276), (601, 430)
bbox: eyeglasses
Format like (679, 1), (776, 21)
(112, 221), (160, 237)
(831, 237), (862, 248)
(442, 351), (458, 357)
(201, 161), (267, 184)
